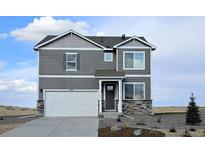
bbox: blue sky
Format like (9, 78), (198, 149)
(0, 16), (205, 107)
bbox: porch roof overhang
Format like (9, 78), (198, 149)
(95, 69), (125, 79)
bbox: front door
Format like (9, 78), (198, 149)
(105, 84), (115, 111)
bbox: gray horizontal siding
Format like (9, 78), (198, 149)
(118, 48), (150, 75)
(39, 50), (116, 75)
(42, 33), (99, 48)
(119, 39), (148, 47)
(39, 78), (98, 100)
(123, 77), (151, 100)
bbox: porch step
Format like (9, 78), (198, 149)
(100, 112), (121, 119)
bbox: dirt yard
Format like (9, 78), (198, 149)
(0, 105), (38, 135)
(0, 105), (36, 116)
(0, 123), (23, 134)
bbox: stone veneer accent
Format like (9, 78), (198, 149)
(122, 100), (153, 116)
(37, 100), (44, 115)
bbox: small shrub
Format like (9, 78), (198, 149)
(6, 106), (13, 110)
(186, 93), (201, 125)
(122, 121), (129, 129)
(190, 128), (196, 132)
(157, 117), (161, 123)
(183, 129), (191, 137)
(117, 117), (122, 122)
(136, 122), (146, 126)
(152, 126), (159, 129)
(169, 127), (176, 133)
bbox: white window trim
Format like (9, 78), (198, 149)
(123, 51), (145, 70)
(104, 53), (113, 62)
(66, 53), (77, 71)
(123, 82), (145, 100)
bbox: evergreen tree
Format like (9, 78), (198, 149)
(186, 93), (201, 125)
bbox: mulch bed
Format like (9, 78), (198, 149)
(98, 127), (165, 137)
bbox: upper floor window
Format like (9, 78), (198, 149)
(66, 53), (77, 71)
(123, 51), (145, 70)
(104, 53), (113, 62)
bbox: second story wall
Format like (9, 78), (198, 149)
(39, 49), (116, 75)
(117, 37), (152, 75)
(118, 48), (151, 75)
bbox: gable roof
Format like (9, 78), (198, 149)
(86, 36), (148, 48)
(35, 35), (56, 47)
(34, 30), (107, 50)
(34, 29), (156, 50)
(113, 36), (156, 49)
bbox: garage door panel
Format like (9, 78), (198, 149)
(45, 91), (98, 117)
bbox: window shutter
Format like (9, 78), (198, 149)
(64, 54), (67, 70)
(77, 53), (80, 70)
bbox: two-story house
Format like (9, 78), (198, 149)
(34, 30), (156, 117)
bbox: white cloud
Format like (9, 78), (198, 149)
(17, 60), (36, 66)
(10, 16), (90, 42)
(0, 60), (37, 107)
(96, 31), (106, 36)
(0, 79), (36, 93)
(0, 61), (6, 70)
(0, 60), (37, 94)
(0, 33), (8, 39)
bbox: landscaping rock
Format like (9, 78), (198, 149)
(133, 129), (142, 136)
(111, 126), (121, 132)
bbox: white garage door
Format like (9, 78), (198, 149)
(45, 90), (99, 117)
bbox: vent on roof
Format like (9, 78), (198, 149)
(122, 34), (125, 40)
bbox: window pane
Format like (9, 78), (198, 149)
(105, 53), (112, 61)
(125, 53), (133, 68)
(67, 62), (76, 69)
(134, 84), (144, 99)
(134, 53), (144, 69)
(125, 84), (134, 99)
(67, 54), (76, 61)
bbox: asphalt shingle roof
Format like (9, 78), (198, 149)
(34, 35), (148, 49)
(95, 69), (125, 77)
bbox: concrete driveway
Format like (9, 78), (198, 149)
(1, 117), (99, 137)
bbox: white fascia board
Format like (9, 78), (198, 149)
(95, 76), (125, 79)
(125, 74), (151, 77)
(43, 89), (99, 92)
(99, 79), (122, 82)
(40, 47), (104, 51)
(37, 52), (39, 100)
(39, 75), (150, 78)
(117, 46), (151, 49)
(113, 36), (156, 49)
(34, 29), (107, 50)
(39, 75), (95, 78)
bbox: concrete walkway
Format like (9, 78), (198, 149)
(1, 117), (99, 137)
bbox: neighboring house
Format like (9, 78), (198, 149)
(34, 30), (156, 117)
